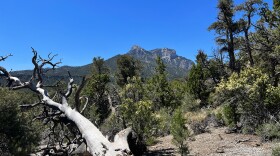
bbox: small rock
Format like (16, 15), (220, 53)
(189, 137), (196, 141)
(253, 143), (261, 147)
(216, 148), (225, 153)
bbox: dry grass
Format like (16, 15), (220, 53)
(185, 107), (223, 123)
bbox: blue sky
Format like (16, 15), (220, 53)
(0, 0), (272, 70)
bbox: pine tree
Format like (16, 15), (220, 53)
(148, 57), (178, 110)
(171, 108), (190, 156)
(84, 57), (110, 125)
(209, 0), (239, 72)
(116, 55), (141, 87)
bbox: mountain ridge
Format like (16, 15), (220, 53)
(12, 46), (194, 82)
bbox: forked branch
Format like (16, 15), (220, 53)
(0, 53), (12, 61)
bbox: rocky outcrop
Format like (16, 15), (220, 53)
(128, 45), (193, 71)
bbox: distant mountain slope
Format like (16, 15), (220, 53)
(125, 45), (193, 79)
(12, 46), (194, 83)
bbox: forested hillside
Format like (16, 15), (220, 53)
(0, 0), (280, 155)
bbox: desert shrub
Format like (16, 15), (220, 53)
(265, 85), (280, 115)
(0, 88), (40, 155)
(186, 110), (209, 135)
(211, 67), (274, 132)
(120, 99), (159, 154)
(256, 122), (280, 141)
(204, 113), (223, 127)
(100, 114), (123, 141)
(223, 104), (239, 128)
(181, 93), (200, 112)
(190, 121), (207, 135)
(214, 107), (225, 125)
(272, 145), (280, 156)
(157, 107), (173, 136)
(189, 113), (223, 135)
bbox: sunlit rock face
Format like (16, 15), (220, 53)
(128, 45), (193, 71)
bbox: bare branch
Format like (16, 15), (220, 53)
(0, 53), (12, 62)
(80, 96), (89, 114)
(0, 66), (11, 77)
(65, 71), (74, 98)
(31, 48), (61, 83)
(20, 102), (43, 109)
(75, 76), (88, 111)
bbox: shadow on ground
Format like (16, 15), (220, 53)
(144, 148), (176, 156)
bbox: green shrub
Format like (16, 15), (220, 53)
(272, 145), (280, 156)
(0, 88), (40, 155)
(212, 67), (274, 132)
(171, 108), (190, 156)
(100, 114), (123, 141)
(256, 123), (280, 141)
(157, 107), (173, 136)
(181, 93), (200, 112)
(223, 104), (238, 128)
(216, 111), (223, 121)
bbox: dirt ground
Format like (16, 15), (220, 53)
(147, 127), (277, 156)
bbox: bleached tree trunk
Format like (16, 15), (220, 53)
(0, 51), (132, 155)
(40, 91), (131, 155)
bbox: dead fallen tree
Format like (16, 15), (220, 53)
(0, 49), (132, 155)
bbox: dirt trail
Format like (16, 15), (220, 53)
(147, 127), (276, 156)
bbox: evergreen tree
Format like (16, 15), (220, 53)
(116, 55), (140, 87)
(236, 0), (262, 67)
(148, 57), (178, 110)
(120, 76), (157, 155)
(84, 57), (110, 125)
(186, 51), (211, 107)
(252, 2), (280, 86)
(171, 108), (190, 156)
(209, 0), (239, 72)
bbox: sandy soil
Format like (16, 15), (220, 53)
(147, 127), (276, 156)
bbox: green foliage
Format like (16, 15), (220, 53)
(252, 1), (280, 86)
(209, 0), (238, 72)
(256, 122), (280, 141)
(171, 79), (188, 103)
(272, 144), (280, 156)
(212, 67), (280, 131)
(222, 104), (238, 127)
(147, 57), (179, 110)
(171, 108), (190, 156)
(100, 114), (123, 141)
(186, 50), (225, 108)
(0, 88), (40, 155)
(122, 76), (145, 102)
(120, 76), (158, 148)
(187, 63), (209, 107)
(116, 55), (141, 87)
(157, 107), (173, 136)
(265, 85), (280, 114)
(121, 99), (158, 146)
(181, 93), (200, 112)
(84, 57), (110, 125)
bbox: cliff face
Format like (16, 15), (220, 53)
(128, 45), (193, 71)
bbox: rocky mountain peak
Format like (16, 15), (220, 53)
(127, 46), (194, 72)
(128, 45), (148, 56)
(130, 45), (146, 52)
(151, 48), (177, 60)
(131, 45), (142, 50)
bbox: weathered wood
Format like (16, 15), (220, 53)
(0, 52), (132, 155)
